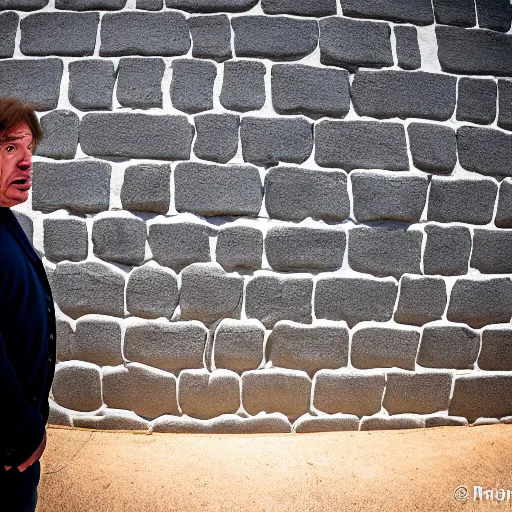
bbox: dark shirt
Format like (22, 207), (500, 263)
(0, 207), (56, 468)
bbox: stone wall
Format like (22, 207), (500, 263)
(4, 0), (512, 433)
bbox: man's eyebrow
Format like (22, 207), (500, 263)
(0, 134), (32, 143)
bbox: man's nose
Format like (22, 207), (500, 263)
(17, 151), (32, 171)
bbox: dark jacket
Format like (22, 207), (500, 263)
(0, 207), (56, 469)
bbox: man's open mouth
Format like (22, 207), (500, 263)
(11, 178), (32, 189)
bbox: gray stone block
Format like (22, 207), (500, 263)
(496, 179), (512, 228)
(340, 0), (434, 24)
(56, 318), (73, 362)
(360, 414), (425, 430)
(417, 324), (480, 370)
(268, 321), (348, 375)
(262, 0), (335, 15)
(188, 15), (231, 62)
(126, 263), (178, 319)
(216, 225), (263, 272)
(174, 162), (263, 217)
(171, 59), (216, 114)
(352, 71), (456, 121)
(472, 417), (500, 426)
(232, 15), (318, 61)
(220, 60), (266, 112)
(449, 374), (512, 421)
(0, 12), (18, 58)
(432, 0), (476, 27)
(32, 161), (111, 214)
(72, 315), (123, 366)
(394, 25), (420, 70)
(193, 113), (239, 164)
(472, 229), (512, 274)
(293, 414), (359, 433)
(264, 167), (350, 223)
(242, 369), (311, 421)
(423, 225), (471, 276)
(68, 59), (115, 111)
(80, 113), (193, 160)
(271, 64), (350, 119)
(265, 226), (345, 272)
(348, 227), (422, 279)
(100, 11), (190, 57)
(394, 276), (447, 327)
(166, 0), (257, 12)
(52, 261), (125, 319)
(351, 171), (428, 223)
(56, 0), (126, 8)
(120, 164), (170, 214)
(351, 327), (420, 371)
(0, 59), (62, 111)
(447, 278), (512, 328)
(0, 0), (47, 10)
(427, 177), (497, 224)
(136, 0), (162, 9)
(148, 221), (214, 271)
(475, 0), (511, 32)
(103, 363), (178, 419)
(92, 216), (146, 266)
(47, 400), (73, 427)
(116, 58), (165, 109)
(498, 80), (512, 131)
(408, 123), (457, 174)
(72, 410), (150, 431)
(179, 263), (243, 325)
(124, 320), (207, 373)
(319, 17), (393, 72)
(315, 121), (408, 171)
(213, 319), (265, 372)
(457, 78), (496, 125)
(178, 369), (241, 420)
(37, 110), (78, 160)
(246, 275), (313, 329)
(20, 12), (98, 56)
(13, 212), (33, 246)
(241, 117), (313, 167)
(436, 26), (512, 77)
(479, 326), (512, 371)
(315, 277), (398, 328)
(313, 370), (385, 416)
(425, 415), (468, 427)
(383, 371), (452, 415)
(52, 361), (102, 412)
(43, 217), (88, 263)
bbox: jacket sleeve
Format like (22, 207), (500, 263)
(0, 330), (45, 468)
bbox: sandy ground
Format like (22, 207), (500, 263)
(37, 424), (512, 512)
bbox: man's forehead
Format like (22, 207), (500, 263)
(0, 123), (32, 143)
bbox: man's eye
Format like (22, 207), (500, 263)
(5, 145), (15, 152)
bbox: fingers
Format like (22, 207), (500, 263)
(3, 466), (11, 471)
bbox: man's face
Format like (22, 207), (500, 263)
(0, 122), (34, 208)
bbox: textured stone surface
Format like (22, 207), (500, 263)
(271, 65), (350, 119)
(120, 164), (170, 214)
(315, 277), (397, 328)
(0, 59), (62, 110)
(498, 80), (512, 131)
(20, 12), (99, 56)
(319, 17), (392, 72)
(475, 0), (512, 32)
(72, 410), (150, 431)
(126, 263), (179, 319)
(193, 114), (240, 164)
(348, 227), (422, 279)
(178, 369), (241, 420)
(471, 229), (512, 274)
(408, 123), (457, 174)
(174, 162), (263, 217)
(37, 110), (78, 160)
(479, 326), (512, 371)
(351, 171), (428, 222)
(315, 121), (408, 171)
(124, 321), (207, 373)
(456, 78), (496, 125)
(100, 11), (190, 57)
(188, 15), (231, 62)
(180, 263), (243, 325)
(427, 177), (497, 224)
(360, 414), (425, 430)
(432, 0), (476, 27)
(425, 415), (468, 428)
(262, 0), (335, 16)
(232, 16), (318, 61)
(394, 26), (420, 70)
(447, 278), (512, 328)
(216, 226), (263, 272)
(265, 167), (350, 223)
(47, 400), (73, 427)
(351, 327), (420, 371)
(242, 369), (311, 421)
(423, 224), (471, 276)
(80, 113), (193, 160)
(32, 161), (111, 214)
(55, 318), (73, 362)
(340, 0), (434, 24)
(43, 217), (88, 263)
(496, 179), (512, 228)
(166, 0), (257, 12)
(136, 0), (162, 9)
(56, 0), (126, 8)
(13, 212), (33, 245)
(0, 0), (48, 10)
(394, 276), (447, 327)
(52, 262), (125, 319)
(0, 12), (19, 58)
(241, 117), (313, 167)
(313, 370), (385, 416)
(245, 275), (313, 329)
(267, 321), (349, 375)
(68, 60), (115, 111)
(220, 60), (266, 112)
(293, 414), (359, 433)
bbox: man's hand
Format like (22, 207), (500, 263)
(3, 430), (46, 472)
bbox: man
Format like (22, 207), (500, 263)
(0, 97), (56, 511)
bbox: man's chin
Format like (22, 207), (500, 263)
(0, 192), (30, 208)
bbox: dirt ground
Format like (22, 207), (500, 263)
(37, 424), (512, 512)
